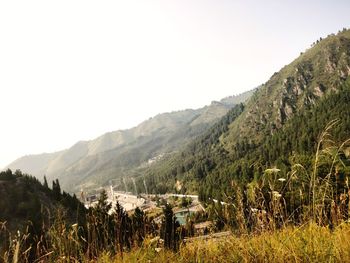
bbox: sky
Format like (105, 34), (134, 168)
(0, 0), (350, 169)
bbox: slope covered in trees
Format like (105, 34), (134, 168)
(0, 172), (186, 262)
(0, 169), (85, 260)
(0, 170), (84, 231)
(141, 29), (350, 199)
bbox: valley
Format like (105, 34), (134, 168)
(1, 12), (350, 261)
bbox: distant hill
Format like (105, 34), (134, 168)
(141, 29), (350, 197)
(6, 90), (254, 192)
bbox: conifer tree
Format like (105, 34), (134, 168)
(162, 203), (180, 250)
(43, 175), (48, 188)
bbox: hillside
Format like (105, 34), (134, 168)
(0, 169), (85, 260)
(6, 90), (254, 192)
(3, 28), (350, 263)
(0, 169), (84, 231)
(141, 29), (350, 197)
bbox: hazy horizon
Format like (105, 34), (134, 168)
(1, 0), (350, 168)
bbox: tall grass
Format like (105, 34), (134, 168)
(101, 222), (350, 263)
(1, 122), (350, 262)
(4, 221), (350, 262)
(236, 120), (350, 234)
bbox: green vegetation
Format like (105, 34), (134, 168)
(0, 169), (85, 261)
(141, 29), (350, 200)
(2, 119), (350, 262)
(142, 103), (245, 194)
(0, 171), (197, 262)
(2, 29), (350, 262)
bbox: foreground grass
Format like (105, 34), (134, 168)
(98, 223), (350, 263)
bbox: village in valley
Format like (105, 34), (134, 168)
(80, 182), (219, 240)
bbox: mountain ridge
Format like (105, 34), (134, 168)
(6, 90), (255, 192)
(140, 28), (350, 197)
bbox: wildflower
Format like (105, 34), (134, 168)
(272, 191), (282, 198)
(265, 168), (281, 174)
(251, 208), (258, 213)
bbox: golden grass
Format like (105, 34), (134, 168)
(103, 223), (350, 263)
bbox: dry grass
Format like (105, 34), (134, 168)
(107, 222), (350, 263)
(4, 222), (350, 262)
(2, 122), (350, 262)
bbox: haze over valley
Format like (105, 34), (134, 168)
(6, 90), (254, 192)
(1, 1), (350, 262)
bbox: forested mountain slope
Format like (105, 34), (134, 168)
(0, 169), (84, 236)
(141, 29), (350, 198)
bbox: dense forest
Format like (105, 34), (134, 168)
(140, 29), (350, 202)
(141, 81), (350, 200)
(0, 170), (85, 260)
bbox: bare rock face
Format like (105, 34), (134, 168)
(293, 84), (304, 96)
(275, 62), (314, 125)
(284, 102), (294, 118)
(313, 85), (325, 97)
(274, 46), (350, 128)
(175, 180), (182, 191)
(325, 56), (337, 73)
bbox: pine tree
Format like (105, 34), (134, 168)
(95, 189), (111, 215)
(162, 203), (180, 250)
(43, 175), (48, 188)
(114, 201), (132, 254)
(91, 189), (113, 252)
(132, 207), (145, 245)
(52, 179), (61, 200)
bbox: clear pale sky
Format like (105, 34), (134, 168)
(0, 0), (349, 169)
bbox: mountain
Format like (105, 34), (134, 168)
(141, 29), (350, 197)
(6, 90), (254, 192)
